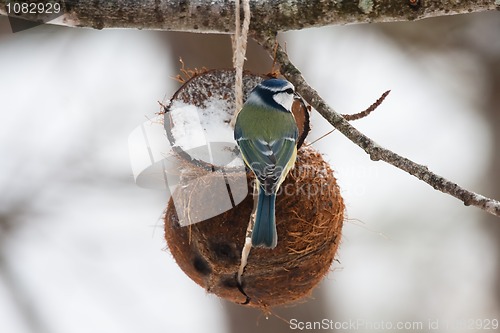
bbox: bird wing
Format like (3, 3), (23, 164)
(237, 136), (297, 195)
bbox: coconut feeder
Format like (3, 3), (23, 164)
(163, 69), (344, 309)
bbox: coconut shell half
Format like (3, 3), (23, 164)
(164, 69), (310, 171)
(164, 145), (344, 308)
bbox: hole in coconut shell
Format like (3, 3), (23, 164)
(192, 255), (212, 276)
(210, 242), (239, 264)
(221, 275), (239, 288)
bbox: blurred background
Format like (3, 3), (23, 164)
(0, 9), (499, 333)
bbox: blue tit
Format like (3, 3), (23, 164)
(234, 78), (299, 249)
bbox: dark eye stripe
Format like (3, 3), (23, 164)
(284, 88), (294, 94)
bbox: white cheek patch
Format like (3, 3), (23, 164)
(272, 92), (294, 112)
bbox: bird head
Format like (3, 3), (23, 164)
(245, 78), (295, 113)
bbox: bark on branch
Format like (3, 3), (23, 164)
(255, 33), (500, 218)
(0, 0), (498, 33)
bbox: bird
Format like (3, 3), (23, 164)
(234, 78), (299, 249)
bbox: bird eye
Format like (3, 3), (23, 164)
(285, 88), (294, 94)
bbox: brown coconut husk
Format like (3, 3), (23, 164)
(164, 145), (344, 308)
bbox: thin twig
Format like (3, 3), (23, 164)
(342, 90), (391, 121)
(308, 90), (390, 146)
(256, 33), (500, 218)
(305, 129), (335, 147)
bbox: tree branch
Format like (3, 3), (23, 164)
(0, 0), (497, 33)
(255, 33), (500, 218)
(2, 0), (498, 218)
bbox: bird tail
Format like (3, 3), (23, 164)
(251, 190), (277, 248)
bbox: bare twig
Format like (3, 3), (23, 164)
(342, 90), (391, 121)
(308, 90), (390, 146)
(256, 33), (500, 218)
(0, 0), (497, 33)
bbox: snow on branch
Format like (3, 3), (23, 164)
(0, 0), (498, 33)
